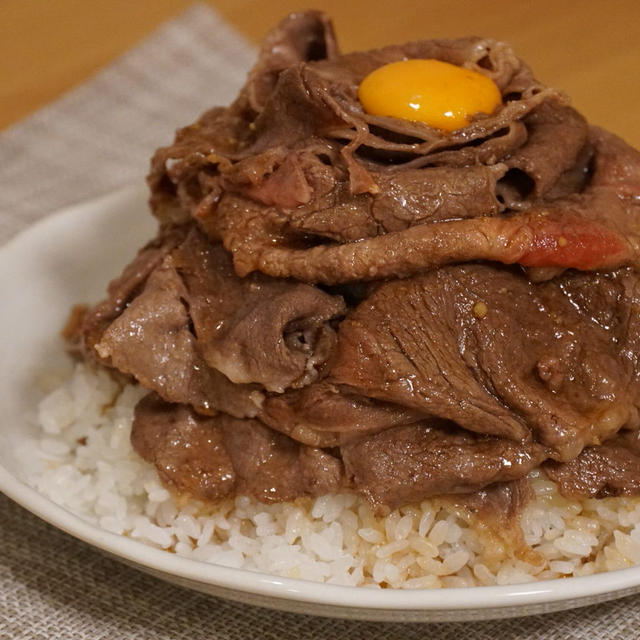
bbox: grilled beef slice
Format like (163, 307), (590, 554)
(132, 392), (343, 503)
(331, 265), (640, 461)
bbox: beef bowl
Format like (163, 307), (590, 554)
(4, 11), (640, 622)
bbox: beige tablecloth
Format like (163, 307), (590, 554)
(1, 5), (639, 638)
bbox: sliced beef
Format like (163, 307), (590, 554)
(214, 124), (640, 286)
(341, 422), (544, 512)
(543, 430), (640, 498)
(233, 148), (318, 210)
(94, 255), (265, 418)
(150, 12), (584, 280)
(62, 304), (89, 356)
(146, 14), (640, 288)
(410, 121), (528, 170)
(173, 228), (345, 393)
(80, 226), (188, 357)
(244, 10), (340, 113)
(148, 106), (242, 226)
(132, 393), (541, 512)
(589, 126), (640, 195)
(259, 381), (425, 447)
(331, 265), (640, 460)
(154, 11), (640, 285)
(497, 102), (588, 206)
(219, 150), (506, 244)
(132, 392), (236, 501)
(81, 12), (640, 511)
(86, 225), (344, 414)
(132, 393), (343, 503)
(222, 199), (632, 283)
(286, 164), (506, 243)
(218, 414), (343, 502)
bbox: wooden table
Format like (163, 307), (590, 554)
(3, 0), (640, 146)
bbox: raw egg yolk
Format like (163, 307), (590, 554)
(358, 59), (502, 131)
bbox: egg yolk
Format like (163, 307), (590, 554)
(358, 59), (502, 132)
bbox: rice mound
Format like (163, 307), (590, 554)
(29, 363), (640, 589)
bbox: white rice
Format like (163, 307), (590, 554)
(28, 363), (640, 588)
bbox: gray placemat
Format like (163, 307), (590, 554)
(0, 4), (637, 637)
(0, 3), (254, 243)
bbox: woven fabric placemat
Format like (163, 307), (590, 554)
(0, 4), (637, 637)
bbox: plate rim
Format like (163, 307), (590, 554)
(2, 185), (640, 617)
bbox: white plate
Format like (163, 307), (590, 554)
(2, 186), (640, 622)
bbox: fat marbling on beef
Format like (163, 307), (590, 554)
(72, 10), (640, 514)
